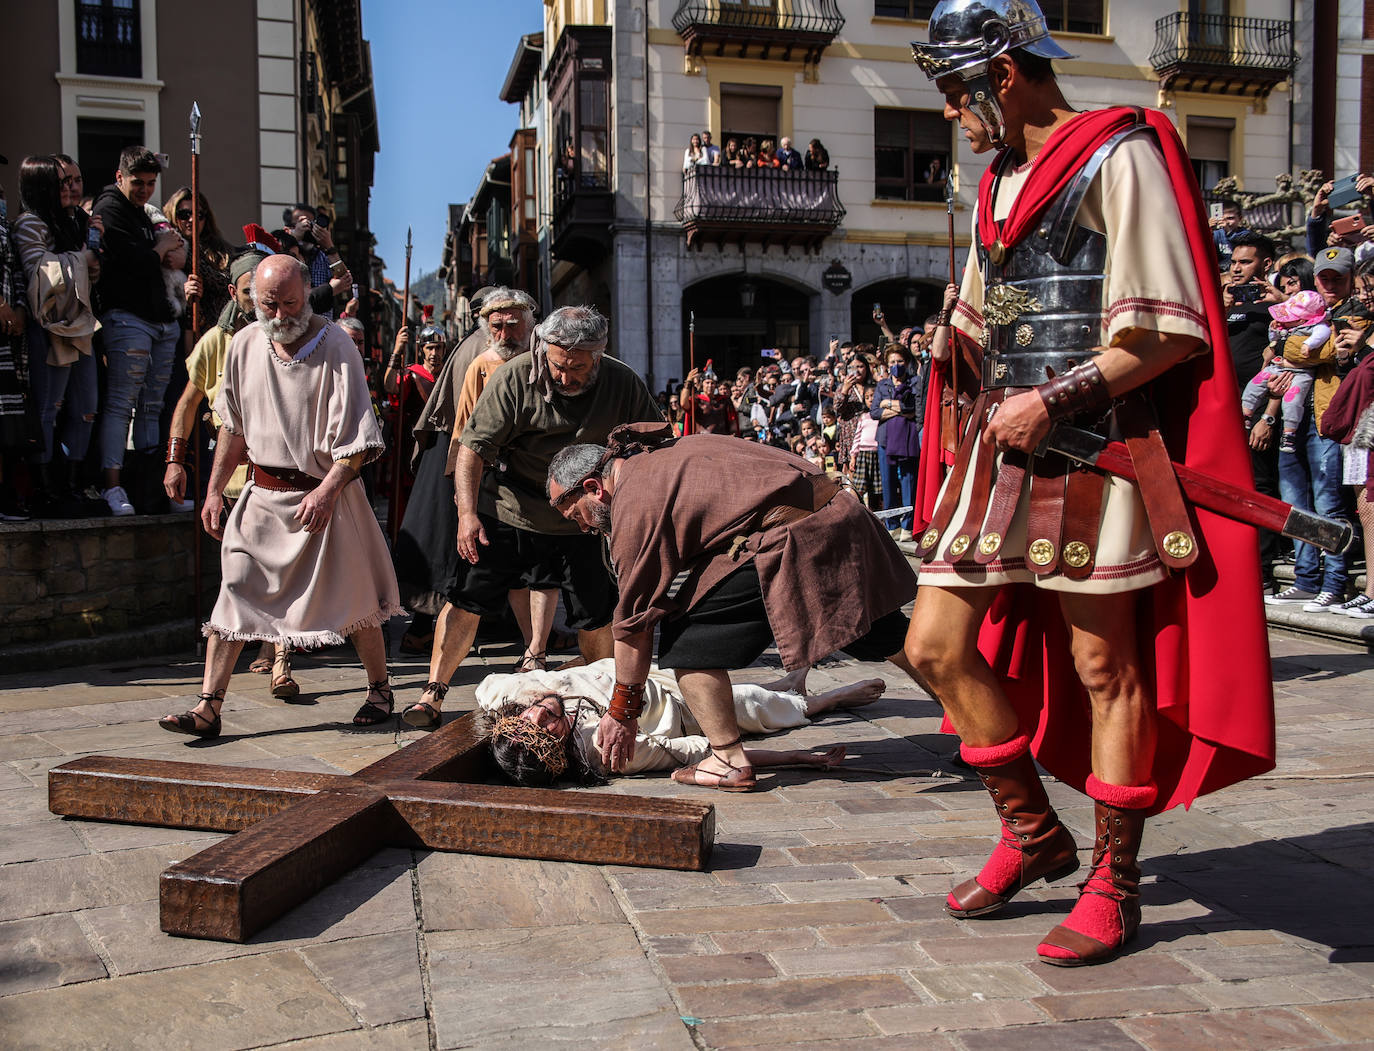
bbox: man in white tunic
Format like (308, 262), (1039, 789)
(159, 255), (402, 738)
(476, 660), (886, 786)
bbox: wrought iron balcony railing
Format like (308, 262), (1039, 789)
(1149, 12), (1295, 98)
(672, 1), (844, 64)
(675, 166), (845, 252)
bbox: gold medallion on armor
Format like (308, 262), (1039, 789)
(1027, 538), (1056, 566)
(978, 532), (1002, 556)
(1063, 541), (1092, 568)
(1015, 323), (1034, 346)
(988, 239), (1008, 265)
(1162, 530), (1195, 559)
(919, 527), (940, 550)
(983, 284), (1044, 325)
(948, 534), (971, 557)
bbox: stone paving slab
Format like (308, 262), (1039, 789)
(0, 633), (1371, 1047)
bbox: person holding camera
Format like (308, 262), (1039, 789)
(282, 203), (348, 320)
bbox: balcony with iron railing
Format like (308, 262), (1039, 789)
(672, 1), (844, 64)
(1149, 12), (1295, 100)
(675, 166), (845, 252)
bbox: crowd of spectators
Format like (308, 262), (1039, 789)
(1219, 178), (1374, 618)
(0, 145), (361, 522)
(684, 130), (830, 172)
(655, 309), (936, 541)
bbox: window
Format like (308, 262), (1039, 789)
(875, 109), (950, 202)
(721, 83), (782, 151)
(76, 0), (142, 78)
(1187, 117), (1232, 191)
(874, 1), (938, 19)
(77, 117), (144, 191)
(579, 76), (609, 189)
(1041, 1), (1105, 35)
(721, 0), (779, 27)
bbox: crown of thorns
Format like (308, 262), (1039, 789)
(490, 715), (569, 777)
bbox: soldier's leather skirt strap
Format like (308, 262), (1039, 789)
(1116, 398), (1199, 570)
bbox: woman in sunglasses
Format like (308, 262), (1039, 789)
(162, 187), (232, 341)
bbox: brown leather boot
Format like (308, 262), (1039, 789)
(946, 734), (1080, 919)
(1037, 776), (1154, 967)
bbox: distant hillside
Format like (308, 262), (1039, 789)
(407, 269), (446, 316)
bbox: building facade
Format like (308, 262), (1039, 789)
(447, 0), (1306, 389)
(0, 0), (380, 319)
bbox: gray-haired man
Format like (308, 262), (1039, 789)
(401, 305), (663, 728)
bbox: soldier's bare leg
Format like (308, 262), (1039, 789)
(908, 583), (1079, 921)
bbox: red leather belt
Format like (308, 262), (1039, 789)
(248, 462), (320, 492)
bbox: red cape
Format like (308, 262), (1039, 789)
(918, 107), (1275, 813)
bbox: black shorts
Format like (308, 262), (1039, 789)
(446, 513), (615, 631)
(657, 561), (909, 670)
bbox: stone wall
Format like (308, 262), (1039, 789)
(0, 515), (220, 654)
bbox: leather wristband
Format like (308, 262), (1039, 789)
(1035, 360), (1111, 422)
(166, 436), (188, 466)
(608, 682), (646, 723)
(936, 309), (952, 327)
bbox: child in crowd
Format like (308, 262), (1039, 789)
(1242, 289), (1332, 452)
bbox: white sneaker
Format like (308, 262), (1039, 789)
(169, 497), (195, 513)
(101, 485), (135, 517)
(1300, 592), (1342, 613)
(1265, 586), (1318, 606)
(1333, 594), (1374, 617)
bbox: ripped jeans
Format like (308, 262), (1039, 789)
(98, 309), (179, 471)
(25, 320), (98, 464)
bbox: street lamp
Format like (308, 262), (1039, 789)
(903, 284), (919, 316)
(739, 279), (757, 314)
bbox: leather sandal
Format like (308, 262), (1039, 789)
(402, 681), (449, 730)
(514, 649), (548, 673)
(352, 679), (395, 726)
(671, 735), (757, 792)
(159, 691), (224, 739)
(270, 647), (301, 701)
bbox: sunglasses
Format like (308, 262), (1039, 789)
(174, 209), (194, 221)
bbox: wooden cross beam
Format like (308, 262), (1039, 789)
(47, 712), (714, 942)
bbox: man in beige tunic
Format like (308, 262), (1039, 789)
(158, 255), (402, 739)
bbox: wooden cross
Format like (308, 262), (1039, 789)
(47, 712), (714, 942)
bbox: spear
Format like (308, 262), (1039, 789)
(945, 167), (958, 425)
(390, 227), (413, 543)
(189, 101), (204, 648)
(688, 309), (696, 435)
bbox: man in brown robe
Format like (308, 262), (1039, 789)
(546, 424), (923, 790)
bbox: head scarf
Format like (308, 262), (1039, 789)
(217, 250), (269, 332)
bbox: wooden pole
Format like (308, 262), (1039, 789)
(945, 169), (958, 421)
(688, 309), (696, 435)
(390, 228), (413, 543)
(189, 102), (203, 648)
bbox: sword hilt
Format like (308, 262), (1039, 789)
(1282, 506), (1354, 555)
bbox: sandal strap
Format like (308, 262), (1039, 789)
(367, 680), (394, 706)
(711, 734), (743, 752)
(423, 680), (449, 700)
(709, 735), (748, 772)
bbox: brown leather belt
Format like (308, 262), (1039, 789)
(249, 462), (321, 492)
(759, 473), (845, 530)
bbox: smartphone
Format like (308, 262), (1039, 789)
(760, 347), (781, 359)
(1209, 202), (1224, 221)
(872, 302), (883, 318)
(1329, 174), (1364, 210)
(1231, 282), (1263, 304)
(1331, 213), (1364, 240)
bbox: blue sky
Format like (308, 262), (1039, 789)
(364, 0), (545, 279)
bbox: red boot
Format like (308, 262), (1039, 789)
(946, 733), (1080, 919)
(1036, 775), (1155, 967)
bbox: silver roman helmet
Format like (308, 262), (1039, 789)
(911, 0), (1073, 146)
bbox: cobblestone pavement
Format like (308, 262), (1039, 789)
(0, 628), (1371, 1049)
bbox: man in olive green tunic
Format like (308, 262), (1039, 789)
(401, 305), (662, 728)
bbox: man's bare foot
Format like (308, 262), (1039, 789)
(760, 666), (809, 695)
(742, 744), (847, 769)
(804, 678), (885, 717)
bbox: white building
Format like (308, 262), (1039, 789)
(469, 1), (1302, 389)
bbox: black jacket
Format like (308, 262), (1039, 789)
(92, 184), (176, 323)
